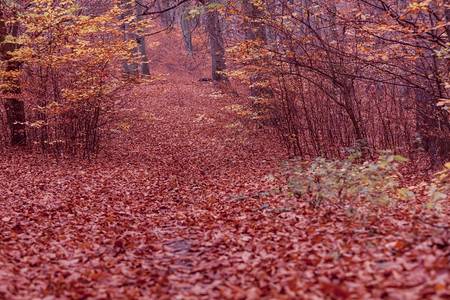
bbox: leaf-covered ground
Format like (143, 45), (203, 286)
(0, 33), (449, 299)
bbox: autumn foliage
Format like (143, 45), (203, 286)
(0, 0), (449, 299)
(1, 0), (146, 158)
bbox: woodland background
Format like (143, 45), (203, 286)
(0, 0), (449, 299)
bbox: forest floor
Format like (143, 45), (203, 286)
(0, 32), (449, 299)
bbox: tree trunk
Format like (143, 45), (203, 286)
(243, 0), (266, 41)
(0, 12), (26, 146)
(180, 1), (193, 53)
(120, 0), (139, 77)
(205, 1), (228, 85)
(341, 79), (368, 159)
(158, 0), (176, 28)
(242, 0), (270, 99)
(135, 1), (151, 76)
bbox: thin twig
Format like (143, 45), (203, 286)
(415, 216), (450, 230)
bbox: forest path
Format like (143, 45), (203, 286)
(0, 64), (290, 299)
(1, 38), (448, 299)
(114, 73), (283, 204)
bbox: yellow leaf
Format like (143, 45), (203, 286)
(435, 284), (446, 292)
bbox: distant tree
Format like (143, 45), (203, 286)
(241, 0), (272, 102)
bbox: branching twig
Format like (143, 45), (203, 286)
(415, 216), (450, 230)
(136, 0), (191, 16)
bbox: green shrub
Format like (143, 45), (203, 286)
(425, 162), (449, 211)
(283, 151), (413, 212)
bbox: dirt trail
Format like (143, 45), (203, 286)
(112, 69), (283, 202)
(0, 59), (286, 299)
(1, 34), (448, 300)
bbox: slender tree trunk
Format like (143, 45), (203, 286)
(158, 0), (175, 28)
(180, 1), (193, 53)
(120, 0), (139, 77)
(243, 0), (266, 41)
(205, 1), (228, 85)
(242, 0), (271, 99)
(135, 1), (151, 76)
(0, 12), (26, 146)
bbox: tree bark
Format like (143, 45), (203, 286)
(158, 0), (176, 28)
(135, 1), (151, 76)
(205, 1), (228, 85)
(242, 0), (271, 99)
(243, 0), (266, 41)
(120, 0), (139, 77)
(180, 1), (193, 53)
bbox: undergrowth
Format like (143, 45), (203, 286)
(281, 150), (449, 218)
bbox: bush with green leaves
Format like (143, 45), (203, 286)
(283, 151), (414, 211)
(425, 162), (449, 211)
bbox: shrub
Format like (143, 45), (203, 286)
(425, 162), (449, 211)
(283, 151), (414, 213)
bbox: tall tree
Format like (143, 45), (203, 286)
(205, 0), (228, 85)
(242, 0), (270, 98)
(136, 1), (151, 76)
(120, 0), (139, 77)
(180, 1), (194, 53)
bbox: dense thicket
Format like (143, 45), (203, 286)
(226, 0), (449, 165)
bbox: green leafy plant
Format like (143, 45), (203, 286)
(425, 162), (450, 211)
(283, 151), (414, 213)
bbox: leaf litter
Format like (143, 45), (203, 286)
(0, 34), (449, 300)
